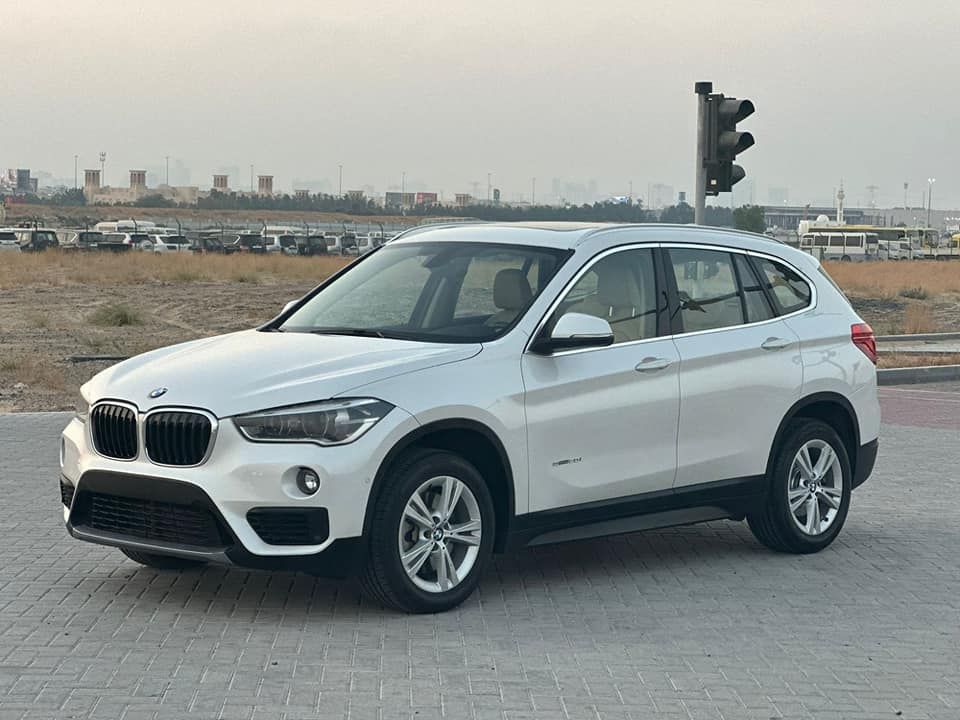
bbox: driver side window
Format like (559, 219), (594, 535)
(553, 249), (658, 344)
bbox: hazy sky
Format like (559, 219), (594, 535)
(5, 0), (959, 208)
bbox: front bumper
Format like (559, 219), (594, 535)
(59, 406), (416, 573)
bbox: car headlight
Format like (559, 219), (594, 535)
(233, 398), (393, 446)
(76, 391), (89, 423)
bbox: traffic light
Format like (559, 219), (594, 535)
(705, 94), (754, 195)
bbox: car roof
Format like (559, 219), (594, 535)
(390, 221), (788, 253)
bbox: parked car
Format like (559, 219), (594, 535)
(0, 229), (21, 252)
(95, 232), (146, 252)
(58, 230), (107, 251)
(13, 227), (58, 251)
(61, 222), (880, 613)
(262, 234), (300, 255)
(230, 233), (268, 254)
(296, 235), (330, 256)
(357, 233), (387, 255)
(143, 234), (191, 254)
(191, 233), (237, 254)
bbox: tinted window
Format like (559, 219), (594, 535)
(734, 254), (774, 323)
(554, 249), (658, 344)
(754, 258), (812, 314)
(669, 248), (744, 332)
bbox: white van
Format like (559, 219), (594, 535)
(800, 232), (879, 261)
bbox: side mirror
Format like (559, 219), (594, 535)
(531, 312), (615, 354)
(282, 300), (297, 315)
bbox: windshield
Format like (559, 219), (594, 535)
(238, 235), (262, 247)
(280, 242), (568, 342)
(279, 235), (297, 247)
(162, 235), (189, 244)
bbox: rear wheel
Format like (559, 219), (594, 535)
(748, 419), (851, 554)
(360, 449), (494, 613)
(120, 548), (206, 570)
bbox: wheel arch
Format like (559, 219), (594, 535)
(766, 392), (861, 481)
(364, 419), (516, 553)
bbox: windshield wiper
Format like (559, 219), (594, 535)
(307, 327), (388, 339)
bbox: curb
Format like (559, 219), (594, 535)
(878, 364), (960, 386)
(877, 332), (960, 343)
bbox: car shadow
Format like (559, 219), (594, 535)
(101, 520), (787, 617)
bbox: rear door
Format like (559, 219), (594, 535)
(664, 246), (803, 487)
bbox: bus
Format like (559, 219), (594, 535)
(797, 222), (939, 260)
(799, 231), (879, 261)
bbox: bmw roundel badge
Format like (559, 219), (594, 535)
(148, 387), (168, 399)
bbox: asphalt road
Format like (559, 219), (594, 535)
(0, 385), (958, 719)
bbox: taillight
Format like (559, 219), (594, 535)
(851, 323), (877, 364)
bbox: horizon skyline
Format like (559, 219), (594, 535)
(6, 1), (959, 209)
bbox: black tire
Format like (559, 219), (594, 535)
(359, 449), (495, 613)
(841, 255), (852, 262)
(120, 548), (207, 570)
(748, 419), (852, 554)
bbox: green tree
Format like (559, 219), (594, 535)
(733, 205), (766, 233)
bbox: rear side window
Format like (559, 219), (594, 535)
(753, 258), (812, 314)
(668, 248), (744, 332)
(733, 254), (774, 323)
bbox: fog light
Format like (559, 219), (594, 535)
(296, 467), (321, 495)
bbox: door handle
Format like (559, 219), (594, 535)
(635, 356), (672, 372)
(761, 336), (793, 351)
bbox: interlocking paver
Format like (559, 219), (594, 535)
(1, 388), (959, 719)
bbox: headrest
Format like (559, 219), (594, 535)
(493, 268), (533, 310)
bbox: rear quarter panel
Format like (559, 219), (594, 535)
(782, 287), (881, 446)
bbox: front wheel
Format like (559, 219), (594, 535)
(360, 449), (495, 613)
(748, 419), (851, 554)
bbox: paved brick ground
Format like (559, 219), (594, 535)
(1, 386), (958, 719)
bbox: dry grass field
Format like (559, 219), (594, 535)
(0, 253), (958, 411)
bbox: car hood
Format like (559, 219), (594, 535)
(84, 330), (481, 417)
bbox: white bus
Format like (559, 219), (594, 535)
(799, 231), (879, 261)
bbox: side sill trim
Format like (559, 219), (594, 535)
(526, 506), (732, 546)
(506, 475), (765, 551)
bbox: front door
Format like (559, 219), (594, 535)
(522, 246), (680, 512)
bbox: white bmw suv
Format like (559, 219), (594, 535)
(60, 222), (880, 613)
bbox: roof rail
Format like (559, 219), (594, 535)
(576, 223), (785, 246)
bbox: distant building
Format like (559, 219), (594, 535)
(213, 174), (229, 191)
(15, 169), (31, 193)
(257, 175), (273, 196)
(294, 188), (310, 199)
(455, 193), (473, 207)
(646, 183), (674, 210)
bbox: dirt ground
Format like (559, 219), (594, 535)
(1, 254), (959, 412)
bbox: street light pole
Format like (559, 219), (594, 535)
(338, 164), (343, 197)
(401, 171), (406, 214)
(165, 156), (170, 185)
(531, 177), (536, 205)
(487, 173), (492, 203)
(74, 155), (78, 189)
(927, 178), (936, 227)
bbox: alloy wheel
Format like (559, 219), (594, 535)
(787, 439), (844, 536)
(398, 475), (482, 594)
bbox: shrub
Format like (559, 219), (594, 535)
(90, 303), (143, 327)
(898, 287), (928, 300)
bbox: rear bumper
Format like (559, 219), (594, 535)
(852, 439), (878, 489)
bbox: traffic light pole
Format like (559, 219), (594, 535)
(694, 82), (712, 225)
